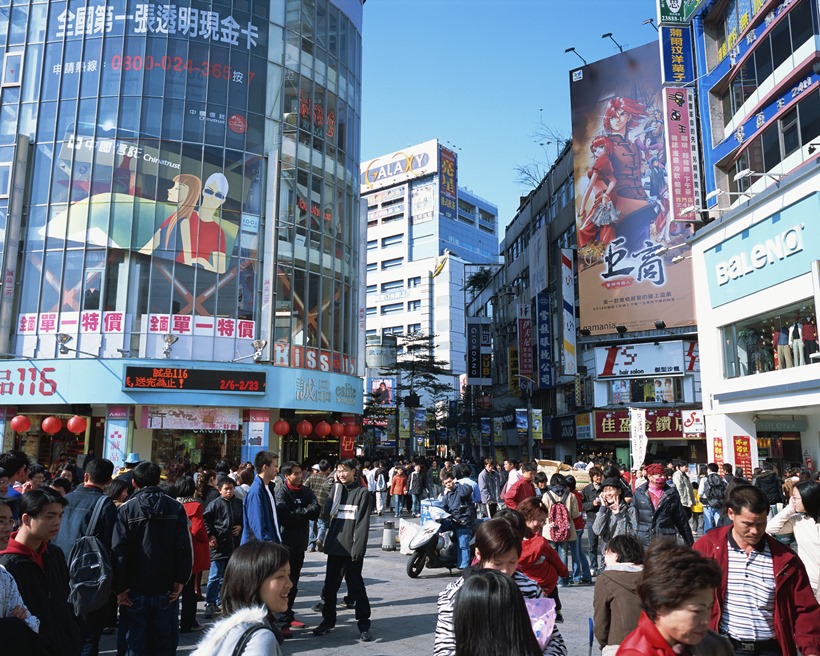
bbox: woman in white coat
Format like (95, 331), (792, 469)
(767, 479), (820, 602)
(192, 541), (292, 656)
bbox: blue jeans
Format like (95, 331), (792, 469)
(703, 506), (719, 532)
(411, 493), (422, 515)
(571, 530), (592, 582)
(440, 519), (473, 569)
(205, 559), (228, 606)
(309, 517), (327, 549)
(394, 494), (405, 517)
(587, 522), (601, 570)
(551, 541), (571, 585)
(119, 592), (178, 656)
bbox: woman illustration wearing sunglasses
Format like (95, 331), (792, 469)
(178, 172), (231, 274)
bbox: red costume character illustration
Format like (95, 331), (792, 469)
(578, 136), (619, 249)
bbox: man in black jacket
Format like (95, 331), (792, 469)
(313, 458), (373, 642)
(202, 477), (243, 619)
(111, 461), (192, 656)
(753, 460), (784, 516)
(53, 458), (116, 656)
(275, 461), (319, 634)
(0, 488), (80, 655)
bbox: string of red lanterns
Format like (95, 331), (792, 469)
(271, 417), (361, 439)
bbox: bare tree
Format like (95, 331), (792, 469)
(514, 122), (571, 190)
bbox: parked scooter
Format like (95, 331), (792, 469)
(406, 505), (466, 578)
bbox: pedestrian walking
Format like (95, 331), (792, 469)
(241, 451), (282, 545)
(202, 477), (243, 622)
(698, 463), (727, 532)
(305, 460), (331, 550)
(438, 470), (477, 570)
(390, 466), (407, 518)
(565, 475), (592, 585)
(541, 473), (580, 587)
(592, 477), (638, 557)
(504, 462), (537, 510)
(478, 459), (501, 518)
(116, 452), (141, 498)
(581, 466), (604, 572)
(632, 463), (693, 548)
(373, 462), (388, 516)
(408, 463), (426, 516)
(175, 476), (210, 632)
(672, 459), (695, 522)
(755, 461), (785, 517)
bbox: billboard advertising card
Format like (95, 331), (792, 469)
(570, 43), (696, 335)
(438, 145), (458, 221)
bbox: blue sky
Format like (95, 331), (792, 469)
(360, 0), (659, 233)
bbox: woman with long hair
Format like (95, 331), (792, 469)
(197, 469), (219, 508)
(192, 541), (291, 656)
(177, 476), (210, 632)
(140, 173), (202, 254)
(454, 569), (542, 656)
(768, 479), (820, 602)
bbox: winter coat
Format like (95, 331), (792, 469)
(52, 485), (117, 558)
(754, 469), (784, 505)
(323, 480), (371, 560)
(111, 486), (193, 594)
(241, 475), (281, 545)
(541, 486), (580, 542)
(592, 501), (637, 548)
(204, 495), (244, 561)
(518, 534), (568, 593)
(581, 482), (602, 522)
(592, 563), (642, 648)
(477, 468), (500, 504)
(767, 505), (820, 596)
(618, 611), (733, 656)
(631, 482), (693, 547)
(0, 538), (80, 655)
(440, 482), (476, 527)
(274, 483), (320, 553)
(183, 499), (211, 573)
(191, 606), (281, 656)
(390, 473), (407, 496)
(672, 469), (695, 507)
(504, 477), (536, 510)
(694, 525), (820, 656)
(408, 470), (426, 495)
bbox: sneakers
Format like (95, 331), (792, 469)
(312, 601), (324, 613)
(316, 539), (324, 552)
(203, 603), (217, 619)
(290, 619), (307, 629)
(360, 630), (373, 642)
(555, 612), (564, 623)
(313, 621), (335, 636)
(343, 597), (356, 609)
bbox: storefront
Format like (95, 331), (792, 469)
(691, 167), (820, 472)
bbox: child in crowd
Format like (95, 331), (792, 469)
(203, 477), (244, 619)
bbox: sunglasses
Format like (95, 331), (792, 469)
(204, 188), (226, 200)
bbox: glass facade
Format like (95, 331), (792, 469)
(1, 0), (361, 371)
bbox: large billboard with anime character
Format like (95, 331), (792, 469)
(569, 43), (696, 335)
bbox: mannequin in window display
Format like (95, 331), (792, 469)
(789, 317), (805, 367)
(802, 317), (817, 361)
(774, 323), (793, 369)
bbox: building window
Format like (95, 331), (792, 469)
(2, 52), (23, 87)
(381, 234), (403, 248)
(408, 276), (421, 287)
(366, 239), (377, 250)
(609, 378), (683, 404)
(366, 329), (377, 337)
(366, 262), (377, 272)
(381, 303), (403, 315)
(382, 326), (403, 336)
(0, 163), (11, 197)
(366, 284), (376, 294)
(381, 280), (403, 292)
(407, 300), (421, 311)
(366, 306), (376, 316)
(381, 257), (403, 269)
(407, 323), (421, 334)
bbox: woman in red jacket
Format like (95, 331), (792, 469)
(618, 540), (733, 656)
(177, 476), (211, 633)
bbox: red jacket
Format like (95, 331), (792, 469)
(693, 525), (820, 656)
(619, 611), (734, 656)
(571, 491), (585, 530)
(504, 477), (535, 510)
(183, 500), (210, 573)
(518, 534), (568, 594)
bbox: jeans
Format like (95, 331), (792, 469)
(393, 494), (405, 517)
(119, 592), (178, 656)
(571, 530), (592, 582)
(411, 493), (422, 515)
(439, 519), (473, 569)
(309, 517), (327, 549)
(205, 559), (228, 606)
(703, 506), (720, 532)
(321, 555), (371, 632)
(587, 521), (601, 570)
(551, 540), (571, 585)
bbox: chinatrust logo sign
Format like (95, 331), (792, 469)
(704, 193), (819, 308)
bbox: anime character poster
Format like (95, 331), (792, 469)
(569, 43), (696, 335)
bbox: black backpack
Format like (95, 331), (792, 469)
(702, 473), (727, 509)
(67, 495), (113, 617)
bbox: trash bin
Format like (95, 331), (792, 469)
(382, 520), (395, 551)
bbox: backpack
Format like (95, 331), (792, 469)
(702, 473), (727, 509)
(546, 490), (571, 543)
(67, 495), (113, 617)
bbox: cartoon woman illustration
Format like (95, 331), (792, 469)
(178, 172), (230, 274)
(577, 135), (619, 249)
(140, 174), (202, 255)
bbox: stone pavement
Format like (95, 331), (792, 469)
(101, 516), (599, 655)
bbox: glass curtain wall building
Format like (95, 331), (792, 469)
(0, 0), (364, 470)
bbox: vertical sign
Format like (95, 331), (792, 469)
(531, 408), (543, 442)
(518, 304), (533, 378)
(508, 347), (520, 395)
(438, 145), (457, 220)
(466, 318), (492, 386)
(104, 406), (130, 470)
(561, 249), (577, 375)
(733, 436), (753, 480)
(629, 407), (648, 470)
(536, 289), (552, 388)
(713, 437), (725, 467)
(660, 26), (695, 85)
(242, 410), (270, 464)
(493, 417), (503, 445)
(480, 417), (491, 445)
(516, 409), (528, 440)
(663, 88), (702, 223)
(398, 407), (410, 441)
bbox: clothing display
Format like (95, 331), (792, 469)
(790, 323), (805, 366)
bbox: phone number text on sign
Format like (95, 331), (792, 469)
(110, 55), (255, 84)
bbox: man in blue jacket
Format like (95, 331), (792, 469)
(439, 469), (477, 571)
(241, 450), (282, 545)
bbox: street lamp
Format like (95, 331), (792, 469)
(515, 374), (537, 462)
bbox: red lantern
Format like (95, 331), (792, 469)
(41, 416), (62, 435)
(10, 415), (31, 433)
(352, 424), (361, 436)
(67, 415), (88, 435)
(330, 422), (345, 438)
(272, 419), (290, 436)
(296, 419), (313, 436)
(344, 423), (360, 437)
(315, 421), (331, 437)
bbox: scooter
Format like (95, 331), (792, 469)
(406, 505), (463, 578)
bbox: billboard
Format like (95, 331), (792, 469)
(663, 88), (702, 225)
(438, 145), (457, 220)
(368, 377), (395, 406)
(570, 44), (696, 335)
(657, 0), (706, 24)
(360, 139), (439, 193)
(466, 317), (492, 386)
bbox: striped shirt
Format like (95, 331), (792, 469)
(434, 569), (567, 656)
(719, 531), (777, 640)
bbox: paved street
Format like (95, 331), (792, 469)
(101, 517), (598, 655)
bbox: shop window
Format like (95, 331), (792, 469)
(721, 299), (817, 378)
(610, 377), (683, 404)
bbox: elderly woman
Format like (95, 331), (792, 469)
(618, 541), (733, 655)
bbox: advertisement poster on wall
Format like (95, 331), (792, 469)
(713, 437), (725, 467)
(733, 435), (753, 480)
(569, 44), (696, 335)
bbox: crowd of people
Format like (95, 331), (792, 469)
(1, 447), (819, 655)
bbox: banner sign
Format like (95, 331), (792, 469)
(508, 347), (520, 395)
(576, 412), (593, 441)
(438, 145), (457, 221)
(466, 318), (493, 386)
(493, 417), (503, 445)
(594, 341), (686, 379)
(663, 87), (702, 224)
(630, 407), (648, 470)
(570, 44), (696, 335)
(658, 0), (706, 24)
(536, 289), (552, 388)
(398, 407), (410, 440)
(140, 405), (240, 430)
(480, 417), (491, 444)
(733, 435), (753, 480)
(682, 409), (705, 434)
(660, 26), (695, 85)
(517, 303), (533, 378)
(594, 409), (684, 439)
(531, 409), (543, 442)
(560, 250), (577, 375)
(713, 437), (725, 467)
(516, 408), (528, 440)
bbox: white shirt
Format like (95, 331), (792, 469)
(262, 478), (282, 542)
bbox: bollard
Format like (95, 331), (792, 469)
(382, 520), (395, 551)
